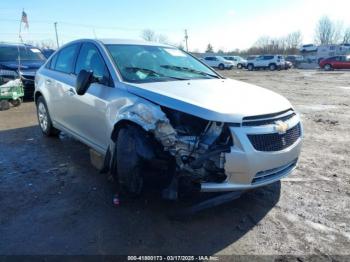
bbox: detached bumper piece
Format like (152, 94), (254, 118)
(168, 191), (243, 220)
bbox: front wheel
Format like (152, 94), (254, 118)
(324, 64), (332, 71)
(237, 63), (243, 69)
(36, 96), (60, 136)
(116, 125), (147, 196)
(247, 64), (254, 71)
(218, 64), (225, 70)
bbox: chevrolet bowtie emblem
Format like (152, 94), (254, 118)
(275, 120), (289, 134)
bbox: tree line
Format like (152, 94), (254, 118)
(205, 16), (350, 56)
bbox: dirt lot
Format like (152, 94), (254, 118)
(0, 69), (349, 257)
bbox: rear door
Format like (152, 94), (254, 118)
(65, 42), (112, 151)
(44, 43), (80, 127)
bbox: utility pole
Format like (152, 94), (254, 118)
(54, 22), (59, 48)
(184, 29), (189, 52)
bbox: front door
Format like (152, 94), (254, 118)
(64, 42), (112, 152)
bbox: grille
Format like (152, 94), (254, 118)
(248, 123), (301, 152)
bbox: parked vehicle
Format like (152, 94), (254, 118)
(246, 55), (285, 71)
(246, 55), (258, 61)
(299, 44), (318, 53)
(284, 61), (293, 69)
(201, 56), (234, 70)
(223, 56), (247, 69)
(0, 43), (46, 99)
(285, 55), (303, 66)
(319, 55), (350, 70)
(0, 76), (24, 110)
(316, 44), (350, 64)
(41, 48), (55, 59)
(35, 39), (303, 199)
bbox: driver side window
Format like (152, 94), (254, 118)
(75, 43), (111, 85)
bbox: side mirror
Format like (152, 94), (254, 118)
(76, 70), (94, 95)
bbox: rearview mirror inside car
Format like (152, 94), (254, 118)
(76, 70), (94, 95)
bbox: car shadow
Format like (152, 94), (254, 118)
(0, 125), (281, 255)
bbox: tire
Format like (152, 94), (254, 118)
(237, 63), (243, 69)
(324, 64), (332, 71)
(10, 99), (21, 107)
(36, 96), (60, 136)
(247, 64), (254, 71)
(269, 64), (277, 71)
(116, 125), (147, 197)
(0, 100), (10, 111)
(218, 63), (225, 70)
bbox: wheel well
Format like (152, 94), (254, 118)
(269, 63), (276, 66)
(34, 91), (43, 104)
(111, 120), (145, 142)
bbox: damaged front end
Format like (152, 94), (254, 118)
(106, 99), (233, 198)
(146, 107), (233, 198)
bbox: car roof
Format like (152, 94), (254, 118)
(0, 42), (36, 48)
(97, 38), (173, 48)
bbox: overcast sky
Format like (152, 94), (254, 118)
(1, 0), (349, 51)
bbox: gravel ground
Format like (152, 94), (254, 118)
(0, 69), (349, 258)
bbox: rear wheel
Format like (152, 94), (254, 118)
(324, 64), (332, 71)
(0, 100), (10, 111)
(36, 96), (60, 136)
(269, 63), (277, 71)
(237, 63), (243, 69)
(218, 63), (225, 70)
(247, 64), (254, 71)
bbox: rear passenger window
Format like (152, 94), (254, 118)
(54, 44), (79, 74)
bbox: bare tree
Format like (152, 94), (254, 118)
(205, 43), (214, 53)
(141, 29), (156, 42)
(141, 29), (170, 44)
(342, 27), (350, 44)
(286, 31), (302, 49)
(314, 16), (342, 45)
(157, 34), (169, 44)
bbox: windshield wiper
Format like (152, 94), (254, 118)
(125, 67), (189, 80)
(160, 65), (219, 78)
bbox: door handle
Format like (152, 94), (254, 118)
(67, 88), (76, 96)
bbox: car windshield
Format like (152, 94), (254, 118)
(0, 46), (46, 61)
(106, 44), (219, 83)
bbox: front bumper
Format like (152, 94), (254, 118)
(200, 115), (302, 192)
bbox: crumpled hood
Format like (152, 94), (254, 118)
(126, 78), (292, 123)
